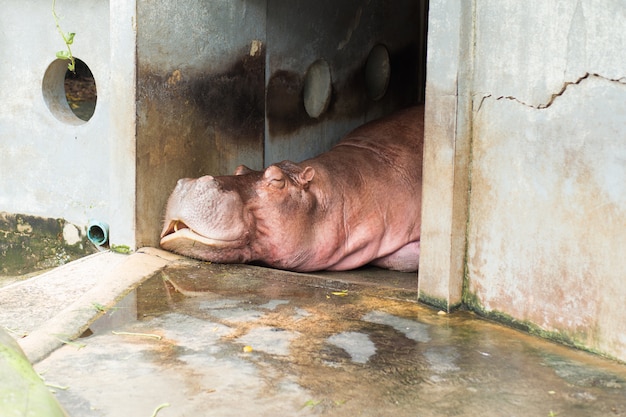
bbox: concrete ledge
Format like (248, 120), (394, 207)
(0, 251), (127, 336)
(0, 248), (183, 363)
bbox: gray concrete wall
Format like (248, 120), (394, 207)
(421, 0), (626, 361)
(0, 0), (137, 248)
(265, 0), (426, 165)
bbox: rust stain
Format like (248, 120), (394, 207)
(166, 69), (182, 86)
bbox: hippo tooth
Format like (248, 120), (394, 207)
(173, 220), (190, 232)
(161, 220), (190, 238)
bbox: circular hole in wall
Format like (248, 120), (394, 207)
(42, 58), (97, 124)
(303, 59), (332, 118)
(365, 44), (391, 101)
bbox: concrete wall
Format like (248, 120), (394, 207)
(0, 0), (136, 248)
(265, 0), (426, 165)
(421, 0), (626, 361)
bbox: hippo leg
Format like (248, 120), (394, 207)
(371, 241), (420, 272)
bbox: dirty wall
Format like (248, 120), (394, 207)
(0, 0), (136, 251)
(421, 0), (626, 361)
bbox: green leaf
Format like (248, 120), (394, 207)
(56, 50), (70, 59)
(111, 244), (132, 254)
(303, 399), (321, 408)
(92, 303), (107, 312)
(65, 32), (75, 44)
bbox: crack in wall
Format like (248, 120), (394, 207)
(476, 73), (626, 112)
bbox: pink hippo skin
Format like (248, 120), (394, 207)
(160, 106), (423, 272)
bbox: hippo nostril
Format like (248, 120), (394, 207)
(175, 178), (191, 189)
(198, 175), (215, 183)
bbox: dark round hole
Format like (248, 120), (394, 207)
(42, 57), (97, 124)
(64, 59), (97, 121)
(88, 224), (106, 245)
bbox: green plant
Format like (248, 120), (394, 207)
(52, 0), (76, 72)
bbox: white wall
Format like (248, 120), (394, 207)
(0, 0), (136, 247)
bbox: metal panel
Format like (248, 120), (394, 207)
(135, 1), (267, 247)
(265, 0), (428, 164)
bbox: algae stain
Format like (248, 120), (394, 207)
(418, 291), (462, 312)
(462, 288), (622, 363)
(0, 212), (96, 278)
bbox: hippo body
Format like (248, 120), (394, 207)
(161, 106), (423, 272)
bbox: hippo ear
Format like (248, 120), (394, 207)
(263, 165), (286, 189)
(298, 166), (315, 189)
(234, 165), (253, 175)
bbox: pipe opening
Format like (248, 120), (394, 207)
(87, 220), (109, 246)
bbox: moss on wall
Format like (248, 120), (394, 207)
(418, 291), (463, 312)
(461, 289), (622, 362)
(0, 212), (97, 277)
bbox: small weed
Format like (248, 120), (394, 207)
(52, 0), (76, 71)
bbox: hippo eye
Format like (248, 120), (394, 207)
(268, 178), (286, 189)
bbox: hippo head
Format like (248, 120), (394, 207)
(160, 162), (317, 267)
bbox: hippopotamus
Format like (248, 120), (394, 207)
(160, 106), (423, 272)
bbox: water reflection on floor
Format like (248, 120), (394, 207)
(36, 262), (626, 416)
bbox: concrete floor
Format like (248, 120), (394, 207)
(2, 249), (626, 416)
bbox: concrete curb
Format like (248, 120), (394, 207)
(16, 248), (183, 363)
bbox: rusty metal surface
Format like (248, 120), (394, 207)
(265, 0), (428, 163)
(135, 1), (266, 248)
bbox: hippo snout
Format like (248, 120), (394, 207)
(161, 172), (251, 250)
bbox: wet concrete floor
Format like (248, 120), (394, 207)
(35, 260), (626, 417)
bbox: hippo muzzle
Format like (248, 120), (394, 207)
(160, 175), (252, 262)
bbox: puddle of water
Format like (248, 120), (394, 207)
(327, 331), (377, 364)
(363, 310), (431, 343)
(37, 263), (626, 417)
(236, 326), (300, 356)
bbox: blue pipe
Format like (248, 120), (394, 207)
(87, 219), (109, 246)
